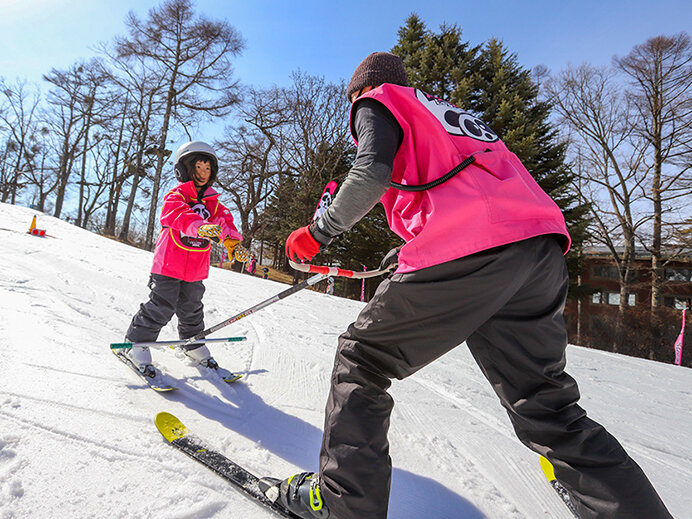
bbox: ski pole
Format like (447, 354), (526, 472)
(180, 261), (394, 347)
(287, 260), (394, 279)
(119, 262), (394, 350)
(180, 272), (328, 346)
(110, 336), (247, 350)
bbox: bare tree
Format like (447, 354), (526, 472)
(547, 64), (651, 350)
(101, 92), (131, 236)
(73, 63), (111, 228)
(43, 63), (92, 219)
(0, 79), (42, 203)
(23, 125), (53, 212)
(616, 32), (692, 351)
(99, 41), (168, 242)
(116, 101), (162, 243)
(282, 72), (352, 217)
(0, 92), (9, 191)
(257, 72), (354, 269)
(114, 0), (244, 249)
(79, 139), (112, 229)
(216, 73), (352, 267)
(215, 86), (292, 248)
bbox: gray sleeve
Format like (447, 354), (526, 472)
(311, 99), (402, 244)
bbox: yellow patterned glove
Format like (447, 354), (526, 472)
(223, 237), (251, 262)
(235, 245), (251, 262)
(224, 238), (240, 258)
(198, 224), (222, 241)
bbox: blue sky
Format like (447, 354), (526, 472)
(2, 0), (690, 87)
(1, 0), (690, 146)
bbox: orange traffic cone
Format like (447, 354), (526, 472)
(27, 215), (46, 237)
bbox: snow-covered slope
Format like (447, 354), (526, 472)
(0, 202), (690, 519)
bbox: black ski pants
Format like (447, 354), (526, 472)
(319, 236), (672, 519)
(126, 273), (206, 351)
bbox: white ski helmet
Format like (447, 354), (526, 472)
(173, 141), (218, 184)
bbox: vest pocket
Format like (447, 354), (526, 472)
(469, 150), (555, 223)
(170, 229), (212, 251)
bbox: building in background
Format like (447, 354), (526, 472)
(565, 247), (692, 358)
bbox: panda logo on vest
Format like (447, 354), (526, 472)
(415, 90), (499, 143)
(189, 202), (211, 220)
(178, 201), (213, 249)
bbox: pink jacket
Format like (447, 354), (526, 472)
(151, 181), (242, 282)
(352, 85), (571, 273)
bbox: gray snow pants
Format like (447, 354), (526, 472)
(319, 236), (672, 519)
(125, 273), (206, 351)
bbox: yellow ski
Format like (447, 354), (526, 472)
(155, 412), (189, 442)
(154, 412), (299, 518)
(540, 456), (580, 518)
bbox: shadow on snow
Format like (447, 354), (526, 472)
(168, 371), (486, 519)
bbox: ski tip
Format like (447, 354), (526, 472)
(223, 374), (243, 384)
(539, 455), (557, 481)
(155, 412), (189, 442)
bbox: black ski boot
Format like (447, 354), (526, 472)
(275, 472), (330, 518)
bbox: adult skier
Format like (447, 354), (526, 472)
(276, 53), (672, 519)
(122, 141), (243, 383)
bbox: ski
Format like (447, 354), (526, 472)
(539, 456), (580, 518)
(112, 344), (241, 387)
(111, 349), (177, 392)
(198, 362), (243, 384)
(154, 412), (300, 518)
(222, 372), (243, 383)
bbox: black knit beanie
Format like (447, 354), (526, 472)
(346, 52), (409, 101)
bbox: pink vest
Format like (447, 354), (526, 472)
(351, 85), (571, 273)
(151, 181), (242, 282)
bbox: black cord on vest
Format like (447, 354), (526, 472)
(390, 155), (476, 192)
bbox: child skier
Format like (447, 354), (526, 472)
(122, 141), (243, 382)
(246, 256), (257, 276)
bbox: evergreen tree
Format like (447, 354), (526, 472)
(262, 173), (300, 267)
(262, 143), (355, 269)
(393, 15), (478, 104)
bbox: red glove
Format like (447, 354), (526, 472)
(285, 225), (321, 262)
